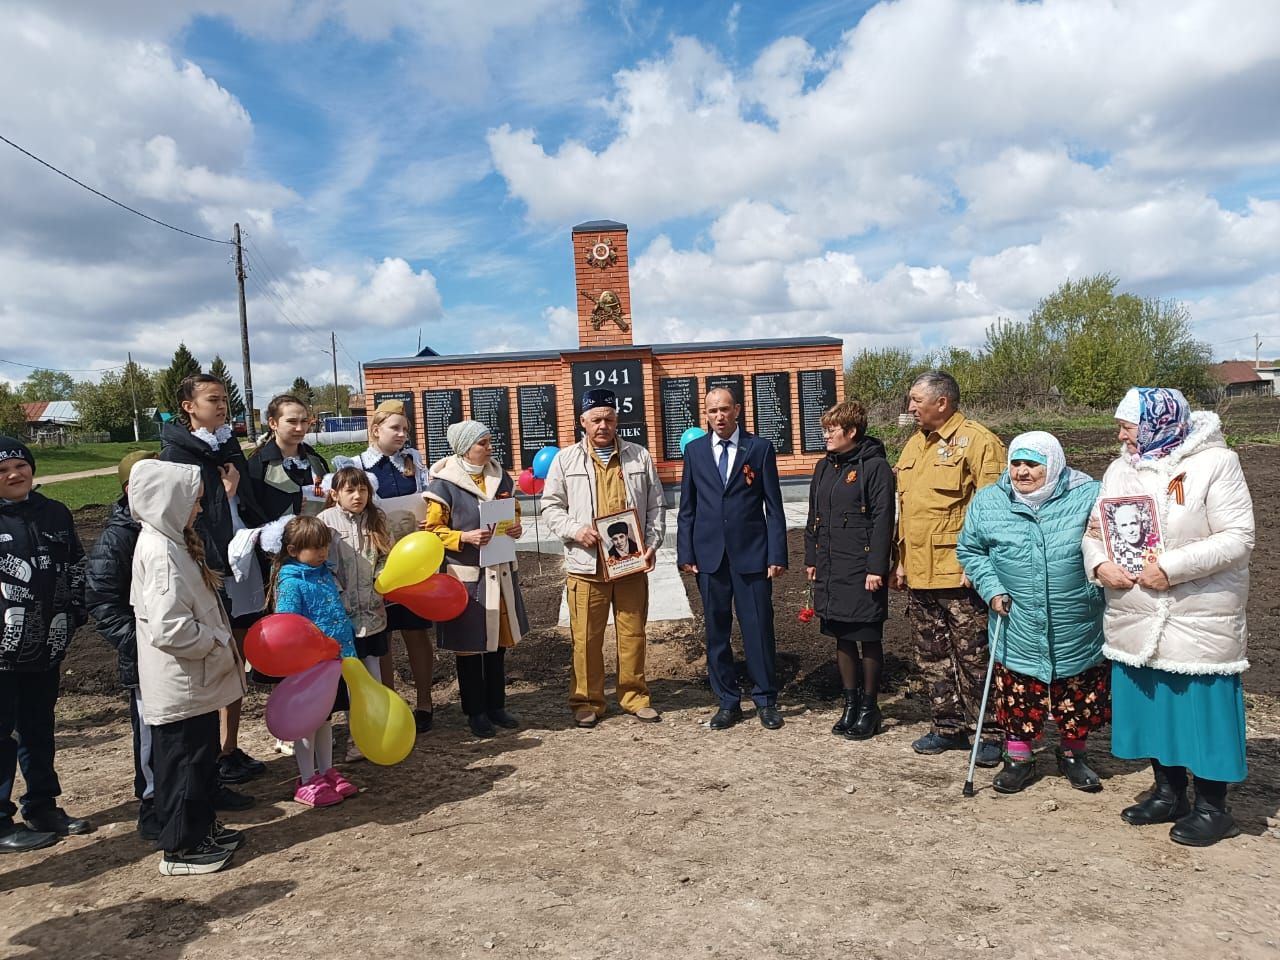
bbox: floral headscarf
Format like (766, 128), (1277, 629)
(1114, 387), (1190, 463)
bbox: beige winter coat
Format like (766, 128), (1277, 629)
(541, 439), (665, 575)
(1082, 412), (1254, 676)
(318, 505), (411, 637)
(129, 460), (246, 725)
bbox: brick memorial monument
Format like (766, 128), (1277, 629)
(363, 220), (843, 483)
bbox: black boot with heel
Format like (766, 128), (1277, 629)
(1121, 759), (1189, 825)
(456, 654), (495, 738)
(832, 689), (861, 736)
(1170, 778), (1240, 847)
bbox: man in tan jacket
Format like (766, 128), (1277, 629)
(893, 371), (1006, 764)
(541, 388), (665, 727)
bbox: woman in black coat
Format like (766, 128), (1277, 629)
(245, 394), (330, 522)
(804, 399), (896, 740)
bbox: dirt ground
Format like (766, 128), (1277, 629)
(3, 409), (1278, 960)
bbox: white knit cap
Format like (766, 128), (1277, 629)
(447, 420), (490, 457)
(1114, 387), (1142, 424)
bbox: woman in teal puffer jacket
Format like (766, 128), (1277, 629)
(957, 431), (1109, 795)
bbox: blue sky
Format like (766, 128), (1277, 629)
(1, 0), (1278, 397)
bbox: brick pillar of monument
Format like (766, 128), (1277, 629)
(571, 220), (633, 349)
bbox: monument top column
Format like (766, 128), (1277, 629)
(571, 220), (633, 349)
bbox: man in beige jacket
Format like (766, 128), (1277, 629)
(541, 389), (665, 727)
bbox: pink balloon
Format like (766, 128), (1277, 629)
(265, 658), (342, 741)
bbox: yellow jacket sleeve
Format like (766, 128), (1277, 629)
(423, 500), (465, 553)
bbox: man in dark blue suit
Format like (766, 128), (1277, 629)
(677, 388), (788, 730)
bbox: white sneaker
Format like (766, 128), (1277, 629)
(158, 839), (234, 876)
(274, 739), (294, 756)
(344, 742), (364, 763)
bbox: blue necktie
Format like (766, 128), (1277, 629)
(718, 438), (731, 487)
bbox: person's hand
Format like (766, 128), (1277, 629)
(991, 594), (1012, 616)
(506, 522), (522, 539)
(644, 546), (657, 572)
(417, 519), (429, 530)
(892, 564), (907, 591)
(961, 572), (972, 589)
(1094, 561), (1137, 590)
(219, 463), (240, 499)
(1084, 515), (1102, 540)
(865, 573), (883, 592)
(575, 525), (601, 548)
(680, 563), (699, 575)
(805, 566), (816, 582)
(1137, 561), (1170, 592)
(461, 528), (493, 547)
(767, 564), (786, 579)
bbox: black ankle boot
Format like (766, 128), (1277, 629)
(1056, 747), (1102, 792)
(1121, 760), (1189, 825)
(845, 694), (882, 740)
(993, 757), (1038, 794)
(483, 649), (518, 728)
(1170, 779), (1240, 847)
(456, 655), (492, 737)
(832, 689), (861, 735)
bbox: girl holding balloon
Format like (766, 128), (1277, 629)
(424, 421), (529, 739)
(266, 516), (360, 808)
(334, 399), (435, 732)
(319, 467), (408, 761)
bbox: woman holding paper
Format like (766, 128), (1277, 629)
(1082, 387), (1255, 847)
(424, 420), (528, 739)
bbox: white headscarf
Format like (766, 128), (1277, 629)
(1007, 431), (1066, 511)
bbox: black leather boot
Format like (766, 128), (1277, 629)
(845, 695), (882, 741)
(484, 649), (519, 729)
(1056, 747), (1102, 792)
(832, 689), (860, 735)
(456, 655), (495, 738)
(993, 757), (1038, 794)
(1170, 779), (1240, 847)
(1121, 760), (1189, 825)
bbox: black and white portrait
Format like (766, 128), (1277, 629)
(594, 508), (646, 580)
(1100, 496), (1163, 576)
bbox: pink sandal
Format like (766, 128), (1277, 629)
(322, 767), (359, 799)
(294, 773), (343, 807)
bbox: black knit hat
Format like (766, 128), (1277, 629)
(0, 436), (35, 474)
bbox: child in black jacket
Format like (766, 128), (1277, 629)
(0, 436), (91, 853)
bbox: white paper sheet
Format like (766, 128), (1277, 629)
(478, 498), (517, 566)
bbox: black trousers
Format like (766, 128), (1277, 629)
(150, 711), (220, 853)
(698, 558), (777, 709)
(456, 649), (506, 717)
(0, 667), (62, 828)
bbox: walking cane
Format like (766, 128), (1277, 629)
(962, 613), (1006, 798)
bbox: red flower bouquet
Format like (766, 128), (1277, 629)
(798, 583), (816, 624)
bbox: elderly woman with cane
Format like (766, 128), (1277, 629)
(957, 431), (1108, 794)
(1083, 388), (1254, 846)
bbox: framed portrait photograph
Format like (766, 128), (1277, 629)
(594, 507), (647, 581)
(1099, 495), (1164, 576)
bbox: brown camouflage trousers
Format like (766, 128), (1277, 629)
(907, 587), (1003, 741)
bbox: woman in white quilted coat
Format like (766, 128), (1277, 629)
(1082, 387), (1254, 847)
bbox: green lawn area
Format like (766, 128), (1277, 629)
(38, 475), (124, 511)
(29, 440), (160, 475)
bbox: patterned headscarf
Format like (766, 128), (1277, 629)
(1114, 387), (1190, 463)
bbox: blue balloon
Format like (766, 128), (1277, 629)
(532, 445), (560, 480)
(679, 426), (707, 453)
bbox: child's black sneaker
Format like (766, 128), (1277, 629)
(158, 839), (234, 876)
(209, 821), (244, 851)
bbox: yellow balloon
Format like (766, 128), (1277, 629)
(341, 657), (416, 765)
(374, 530), (445, 595)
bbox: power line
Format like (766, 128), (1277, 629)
(242, 237), (328, 339)
(244, 270), (332, 355)
(0, 357), (125, 373)
(0, 132), (235, 246)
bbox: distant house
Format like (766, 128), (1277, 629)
(22, 400), (81, 444)
(1208, 361), (1275, 398)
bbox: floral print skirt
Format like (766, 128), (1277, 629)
(993, 661), (1111, 741)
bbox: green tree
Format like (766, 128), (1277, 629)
(844, 348), (929, 408)
(209, 355), (246, 421)
(312, 383), (354, 417)
(17, 369), (76, 402)
(72, 361), (156, 436)
(153, 344), (202, 414)
(290, 377), (315, 407)
(0, 382), (26, 436)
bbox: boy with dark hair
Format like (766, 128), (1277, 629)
(0, 436), (91, 853)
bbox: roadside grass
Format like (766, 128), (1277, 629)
(37, 474), (123, 511)
(28, 440), (160, 474)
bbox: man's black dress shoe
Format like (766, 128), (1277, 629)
(24, 807), (92, 836)
(758, 706), (784, 730)
(708, 705), (743, 730)
(0, 824), (58, 853)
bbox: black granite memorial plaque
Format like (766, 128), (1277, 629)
(798, 368), (838, 454)
(421, 389), (462, 465)
(517, 384), (558, 470)
(659, 376), (699, 461)
(469, 387), (514, 469)
(570, 359), (647, 447)
(751, 372), (793, 454)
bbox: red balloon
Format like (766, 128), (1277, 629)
(245, 613), (340, 677)
(517, 468), (544, 495)
(386, 573), (470, 621)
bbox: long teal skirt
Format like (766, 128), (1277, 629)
(1110, 662), (1247, 782)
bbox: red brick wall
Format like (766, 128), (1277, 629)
(365, 340), (843, 482)
(571, 227), (632, 349)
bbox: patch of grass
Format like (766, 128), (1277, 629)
(28, 440), (160, 474)
(37, 475), (122, 510)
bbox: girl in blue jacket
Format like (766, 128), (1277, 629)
(268, 516), (359, 808)
(957, 431), (1109, 795)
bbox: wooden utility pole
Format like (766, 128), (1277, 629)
(126, 351), (140, 442)
(331, 331), (342, 416)
(233, 223), (257, 437)
(1256, 332), (1263, 370)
